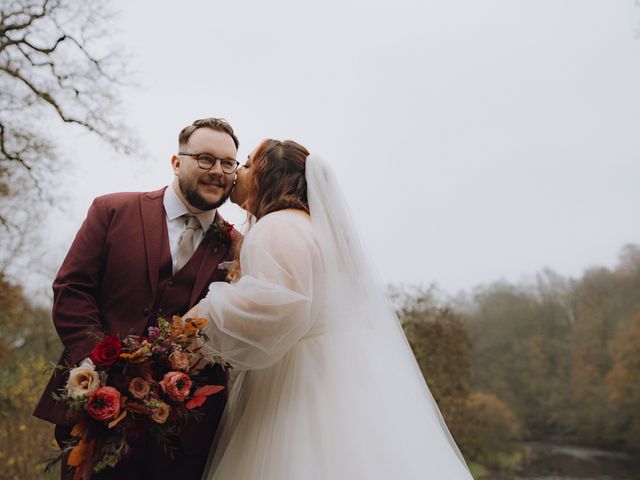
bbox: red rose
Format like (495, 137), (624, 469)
(159, 371), (192, 402)
(87, 386), (121, 421)
(90, 335), (122, 367)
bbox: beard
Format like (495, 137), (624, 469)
(178, 176), (232, 211)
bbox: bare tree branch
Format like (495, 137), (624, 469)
(0, 0), (137, 274)
(0, 0), (48, 35)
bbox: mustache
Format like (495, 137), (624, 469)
(199, 178), (226, 187)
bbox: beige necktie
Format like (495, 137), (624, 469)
(174, 214), (201, 272)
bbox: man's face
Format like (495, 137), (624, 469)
(171, 128), (238, 212)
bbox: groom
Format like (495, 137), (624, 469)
(33, 118), (242, 479)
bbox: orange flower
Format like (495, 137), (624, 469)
(67, 423), (96, 480)
(108, 409), (128, 429)
(185, 317), (208, 333)
(170, 315), (185, 338)
(120, 343), (151, 364)
(185, 384), (225, 410)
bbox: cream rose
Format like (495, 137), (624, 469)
(169, 350), (189, 371)
(151, 401), (171, 424)
(66, 364), (101, 399)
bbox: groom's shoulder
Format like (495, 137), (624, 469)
(92, 187), (167, 209)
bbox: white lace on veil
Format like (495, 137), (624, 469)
(305, 155), (471, 473)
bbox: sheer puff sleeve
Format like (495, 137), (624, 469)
(193, 212), (318, 370)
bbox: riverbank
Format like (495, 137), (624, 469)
(472, 442), (640, 480)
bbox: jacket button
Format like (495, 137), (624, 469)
(157, 308), (163, 315)
(144, 308), (149, 316)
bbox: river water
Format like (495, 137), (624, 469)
(501, 442), (640, 480)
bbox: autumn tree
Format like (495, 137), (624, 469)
(0, 2), (135, 475)
(0, 0), (136, 272)
(463, 392), (522, 470)
(0, 271), (59, 478)
(393, 286), (474, 455)
(462, 274), (573, 440)
(461, 244), (640, 451)
(605, 313), (640, 452)
(565, 245), (640, 445)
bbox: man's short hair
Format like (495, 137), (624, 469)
(178, 118), (239, 149)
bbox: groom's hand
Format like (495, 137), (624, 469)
(183, 303), (210, 374)
(188, 355), (209, 375)
(187, 331), (208, 374)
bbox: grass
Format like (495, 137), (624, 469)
(468, 461), (489, 478)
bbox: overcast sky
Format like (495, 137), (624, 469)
(46, 0), (640, 295)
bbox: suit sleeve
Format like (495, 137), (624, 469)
(52, 197), (110, 365)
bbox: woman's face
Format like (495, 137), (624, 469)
(231, 144), (259, 209)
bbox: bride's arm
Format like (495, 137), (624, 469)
(189, 215), (317, 370)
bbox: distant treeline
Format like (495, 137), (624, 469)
(395, 243), (640, 472)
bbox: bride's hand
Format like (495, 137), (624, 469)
(182, 304), (200, 321)
(189, 354), (209, 374)
(182, 304), (208, 373)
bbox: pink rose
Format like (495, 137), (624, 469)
(159, 371), (192, 402)
(87, 386), (121, 421)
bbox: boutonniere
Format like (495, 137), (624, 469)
(205, 219), (235, 247)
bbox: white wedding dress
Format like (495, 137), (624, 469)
(195, 156), (473, 479)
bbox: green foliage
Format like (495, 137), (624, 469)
(93, 432), (126, 474)
(401, 303), (471, 402)
(462, 244), (640, 453)
(0, 354), (59, 479)
(395, 243), (640, 470)
(467, 461), (489, 478)
(462, 270), (573, 439)
(605, 313), (640, 452)
(0, 272), (61, 479)
(396, 287), (501, 469)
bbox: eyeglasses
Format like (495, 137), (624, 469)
(178, 152), (240, 174)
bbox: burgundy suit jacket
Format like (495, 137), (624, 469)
(33, 187), (240, 427)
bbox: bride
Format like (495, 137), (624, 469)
(184, 139), (473, 479)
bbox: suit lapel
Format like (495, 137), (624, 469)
(189, 211), (230, 307)
(140, 187), (168, 301)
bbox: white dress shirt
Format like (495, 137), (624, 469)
(163, 185), (216, 272)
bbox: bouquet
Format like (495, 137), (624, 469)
(45, 315), (223, 480)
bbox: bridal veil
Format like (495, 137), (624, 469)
(196, 155), (473, 479)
